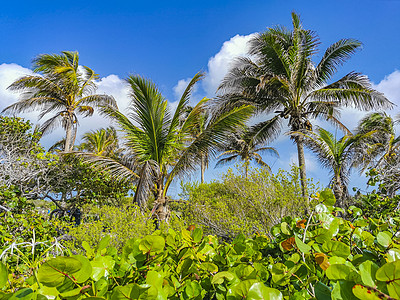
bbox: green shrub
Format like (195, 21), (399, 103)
(65, 204), (157, 251)
(3, 190), (400, 299)
(178, 164), (318, 240)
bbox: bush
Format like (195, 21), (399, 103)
(178, 164), (318, 240)
(65, 204), (157, 251)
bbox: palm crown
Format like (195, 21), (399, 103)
(217, 12), (391, 200)
(3, 51), (116, 151)
(216, 128), (279, 178)
(85, 72), (253, 222)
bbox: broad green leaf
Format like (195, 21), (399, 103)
(111, 284), (150, 300)
(331, 280), (357, 300)
(376, 231), (392, 248)
(295, 236), (311, 253)
(185, 281), (201, 298)
(91, 256), (115, 281)
(314, 281), (331, 300)
(82, 241), (94, 258)
(359, 261), (378, 287)
(312, 228), (333, 244)
(247, 282), (283, 300)
(0, 262), (8, 289)
(233, 279), (257, 298)
(352, 285), (381, 300)
(388, 249), (400, 262)
(212, 271), (235, 284)
(321, 241), (350, 258)
(37, 257), (82, 287)
(191, 228), (203, 243)
(320, 189), (336, 206)
(139, 236), (165, 254)
(361, 231), (375, 247)
(94, 278), (108, 297)
(200, 262), (218, 273)
(281, 222), (291, 235)
(72, 255), (92, 283)
(376, 261), (400, 299)
(326, 264), (351, 280)
(146, 271), (163, 289)
(97, 236), (111, 253)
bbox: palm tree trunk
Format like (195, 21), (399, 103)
(200, 154), (205, 183)
(295, 136), (308, 204)
(154, 188), (169, 224)
(245, 160), (249, 178)
(334, 173), (343, 208)
(64, 117), (73, 152)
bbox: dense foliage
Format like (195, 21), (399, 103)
(179, 165), (317, 240)
(1, 191), (400, 299)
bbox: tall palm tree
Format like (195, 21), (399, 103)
(215, 128), (279, 178)
(292, 127), (372, 206)
(78, 127), (120, 157)
(83, 72), (253, 222)
(3, 51), (116, 152)
(217, 12), (391, 201)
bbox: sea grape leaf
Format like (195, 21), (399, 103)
(97, 236), (111, 253)
(37, 257), (82, 287)
(376, 232), (392, 248)
(295, 236), (311, 253)
(191, 228), (203, 243)
(314, 281), (331, 300)
(359, 261), (378, 287)
(321, 241), (350, 258)
(352, 285), (381, 300)
(320, 189), (336, 206)
(72, 255), (92, 283)
(212, 271), (235, 284)
(91, 256), (115, 281)
(247, 282), (283, 300)
(376, 261), (400, 299)
(139, 236), (165, 254)
(388, 249), (400, 262)
(111, 283), (150, 300)
(326, 264), (351, 281)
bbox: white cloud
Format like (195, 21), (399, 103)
(203, 33), (256, 96)
(0, 63), (33, 109)
(373, 70), (400, 108)
(173, 78), (192, 100)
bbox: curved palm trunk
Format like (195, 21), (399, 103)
(200, 154), (205, 183)
(295, 136), (308, 204)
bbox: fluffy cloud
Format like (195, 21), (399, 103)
(373, 70), (400, 108)
(202, 33), (256, 96)
(0, 63), (33, 109)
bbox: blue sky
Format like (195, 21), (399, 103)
(1, 0), (399, 195)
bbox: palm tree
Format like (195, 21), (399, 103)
(215, 128), (279, 178)
(292, 127), (372, 206)
(83, 72), (253, 222)
(355, 112), (400, 196)
(217, 12), (391, 202)
(78, 127), (120, 157)
(3, 51), (116, 152)
(355, 112), (400, 169)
